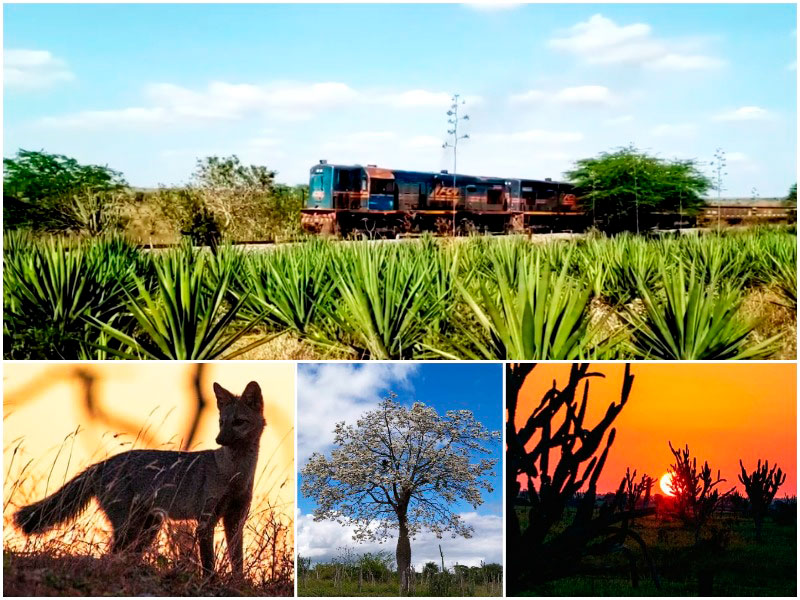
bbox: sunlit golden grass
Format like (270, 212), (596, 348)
(740, 287), (797, 360)
(3, 426), (294, 596)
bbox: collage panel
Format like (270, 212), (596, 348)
(296, 362), (503, 597)
(3, 362), (295, 596)
(507, 362), (797, 597)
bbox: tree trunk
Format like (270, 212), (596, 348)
(396, 518), (412, 595)
(754, 514), (763, 542)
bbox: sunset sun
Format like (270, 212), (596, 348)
(660, 472), (675, 496)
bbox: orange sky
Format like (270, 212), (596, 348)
(513, 363), (797, 496)
(3, 362), (295, 552)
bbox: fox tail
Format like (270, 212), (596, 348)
(14, 465), (98, 534)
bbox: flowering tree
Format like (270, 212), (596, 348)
(301, 394), (500, 594)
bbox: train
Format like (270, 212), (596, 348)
(300, 161), (794, 236)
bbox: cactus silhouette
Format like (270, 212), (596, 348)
(623, 468), (656, 525)
(507, 363), (659, 593)
(667, 442), (732, 544)
(738, 459), (786, 542)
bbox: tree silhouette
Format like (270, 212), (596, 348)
(507, 363), (659, 592)
(738, 459), (786, 541)
(301, 394), (499, 594)
(667, 442), (732, 543)
(622, 468), (656, 526)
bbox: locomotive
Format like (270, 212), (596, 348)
(301, 160), (793, 236)
(301, 161), (586, 236)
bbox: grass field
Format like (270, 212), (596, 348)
(298, 577), (502, 597)
(4, 225), (796, 360)
(296, 556), (503, 598)
(513, 508), (797, 597)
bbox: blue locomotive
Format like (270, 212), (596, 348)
(302, 161), (585, 236)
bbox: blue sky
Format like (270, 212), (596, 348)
(4, 3), (797, 197)
(295, 362), (502, 567)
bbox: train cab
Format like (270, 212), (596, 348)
(307, 162), (364, 210)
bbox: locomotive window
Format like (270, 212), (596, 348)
(370, 179), (395, 194)
(487, 188), (503, 204)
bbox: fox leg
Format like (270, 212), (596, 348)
(223, 501), (249, 577)
(197, 497), (220, 575)
(111, 519), (146, 553)
(132, 512), (162, 553)
(103, 499), (139, 553)
(107, 502), (158, 554)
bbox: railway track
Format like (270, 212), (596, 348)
(137, 227), (717, 252)
(137, 231), (589, 251)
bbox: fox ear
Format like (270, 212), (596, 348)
(213, 382), (235, 409)
(241, 381), (263, 411)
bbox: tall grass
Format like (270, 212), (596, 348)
(3, 226), (796, 360)
(626, 260), (782, 360)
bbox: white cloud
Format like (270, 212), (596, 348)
(554, 85), (616, 106)
(647, 53), (725, 70)
(37, 81), (480, 129)
(464, 2), (521, 11)
(39, 107), (167, 128)
(650, 123), (696, 137)
(322, 131), (446, 154)
(297, 508), (503, 569)
(296, 363), (418, 466)
(378, 89), (453, 108)
(247, 137), (281, 148)
(510, 85), (617, 107)
(549, 14), (725, 71)
(4, 49), (75, 91)
(324, 131), (398, 151)
(476, 129), (583, 144)
(712, 106), (772, 121)
(405, 135), (445, 149)
(508, 90), (547, 105)
(726, 151), (749, 162)
(604, 114), (634, 126)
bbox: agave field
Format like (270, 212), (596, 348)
(3, 226), (796, 360)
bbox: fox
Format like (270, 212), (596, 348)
(13, 380), (266, 577)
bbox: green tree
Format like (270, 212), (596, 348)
(3, 149), (127, 232)
(193, 154), (276, 190)
(565, 145), (710, 233)
(157, 155), (303, 243)
(786, 183), (797, 206)
(422, 561), (440, 578)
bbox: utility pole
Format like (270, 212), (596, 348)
(633, 153), (640, 235)
(442, 93), (469, 236)
(710, 147), (727, 232)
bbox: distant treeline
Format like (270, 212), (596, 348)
(3, 149), (307, 243)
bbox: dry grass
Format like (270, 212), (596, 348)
(587, 288), (795, 360)
(740, 287), (797, 360)
(227, 331), (347, 361)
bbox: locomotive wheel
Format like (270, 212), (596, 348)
(458, 219), (477, 236)
(320, 219), (336, 236)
